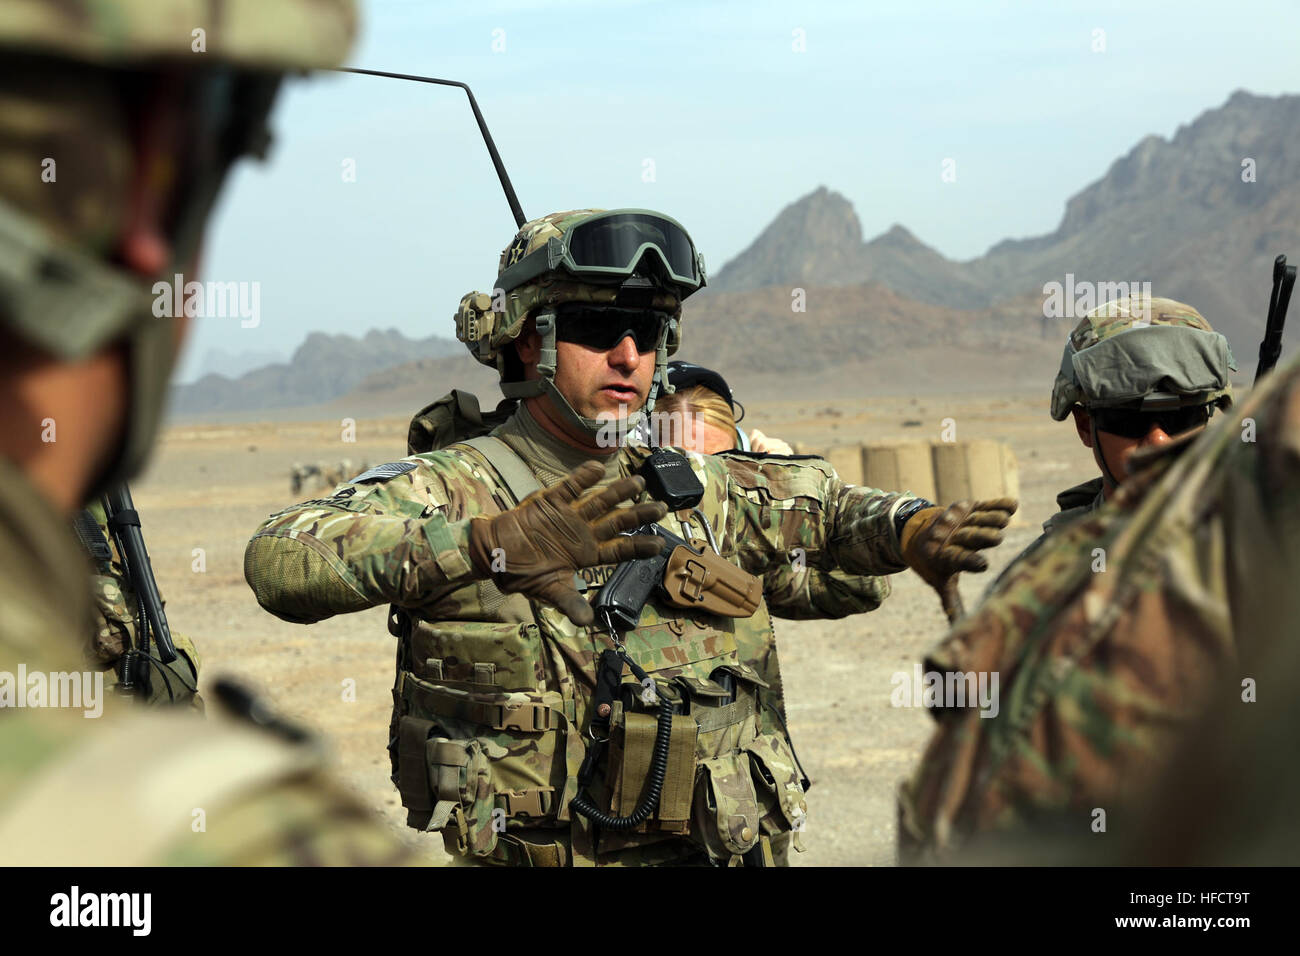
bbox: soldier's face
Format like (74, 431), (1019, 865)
(677, 417), (736, 455)
(518, 327), (656, 420)
(1072, 406), (1203, 487)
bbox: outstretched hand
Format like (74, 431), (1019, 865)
(467, 460), (668, 625)
(900, 498), (1019, 622)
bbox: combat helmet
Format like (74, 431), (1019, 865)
(1050, 294), (1236, 421)
(455, 208), (707, 441)
(0, 0), (356, 490)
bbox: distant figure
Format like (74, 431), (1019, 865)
(290, 460), (370, 495)
(650, 361), (792, 454)
(651, 360), (891, 621)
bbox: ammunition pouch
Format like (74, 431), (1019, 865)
(391, 672), (571, 860)
(594, 657), (808, 862)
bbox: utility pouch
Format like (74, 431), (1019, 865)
(661, 539), (761, 618)
(425, 736), (499, 856)
(606, 701), (699, 834)
(392, 674), (567, 857)
(694, 752), (763, 858)
(747, 733), (808, 852)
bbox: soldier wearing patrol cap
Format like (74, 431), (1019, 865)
(245, 207), (1019, 866)
(0, 0), (657, 865)
(899, 325), (1297, 865)
(992, 294), (1235, 585)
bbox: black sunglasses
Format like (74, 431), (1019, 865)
(1091, 404), (1212, 439)
(553, 307), (665, 353)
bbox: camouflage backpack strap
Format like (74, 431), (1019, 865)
(454, 436), (542, 506)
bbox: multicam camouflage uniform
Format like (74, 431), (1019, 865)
(0, 0), (424, 865)
(897, 311), (1290, 865)
(246, 210), (936, 867)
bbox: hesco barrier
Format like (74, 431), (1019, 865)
(820, 440), (1018, 503)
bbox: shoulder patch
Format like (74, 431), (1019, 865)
(349, 461), (418, 483)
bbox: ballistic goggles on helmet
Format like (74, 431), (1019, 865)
(553, 305), (666, 352)
(497, 209), (706, 296)
(1090, 402), (1213, 440)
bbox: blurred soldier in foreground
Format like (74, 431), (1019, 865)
(994, 296), (1235, 583)
(898, 334), (1297, 863)
(245, 207), (1017, 866)
(0, 0), (440, 865)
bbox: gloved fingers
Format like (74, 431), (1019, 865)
(596, 533), (665, 565)
(960, 509), (1014, 530)
(949, 526), (1006, 550)
(549, 460), (608, 507)
(940, 545), (989, 573)
(590, 501), (668, 540)
(548, 586), (595, 627)
(970, 497), (1019, 518)
(575, 474), (647, 521)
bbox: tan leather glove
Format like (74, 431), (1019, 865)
(467, 460), (667, 626)
(900, 497), (1018, 622)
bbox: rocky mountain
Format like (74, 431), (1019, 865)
(709, 187), (988, 309)
(188, 347), (287, 382)
(170, 328), (462, 417)
(170, 90), (1296, 419)
(711, 90), (1300, 357)
(328, 285), (1062, 418)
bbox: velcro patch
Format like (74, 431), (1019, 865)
(350, 461), (418, 483)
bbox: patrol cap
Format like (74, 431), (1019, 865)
(666, 361), (734, 411)
(1050, 295), (1236, 421)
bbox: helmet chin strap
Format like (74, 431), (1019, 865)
(1090, 415), (1125, 492)
(500, 312), (677, 447)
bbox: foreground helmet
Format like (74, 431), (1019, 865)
(456, 208), (707, 440)
(0, 0), (356, 490)
(1050, 295), (1236, 422)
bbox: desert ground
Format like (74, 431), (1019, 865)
(135, 385), (1098, 865)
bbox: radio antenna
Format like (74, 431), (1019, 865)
(333, 67), (526, 227)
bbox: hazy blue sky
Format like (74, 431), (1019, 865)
(183, 0), (1300, 382)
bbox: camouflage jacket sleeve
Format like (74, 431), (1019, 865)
(763, 566), (890, 620)
(898, 356), (1300, 862)
(244, 456), (482, 624)
(706, 452), (916, 578)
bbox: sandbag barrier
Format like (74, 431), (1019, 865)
(818, 440), (1019, 504)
